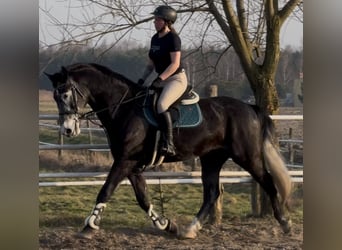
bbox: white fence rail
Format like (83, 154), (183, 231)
(39, 171), (303, 187)
(39, 114), (303, 187)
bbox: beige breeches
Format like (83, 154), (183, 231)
(157, 71), (188, 113)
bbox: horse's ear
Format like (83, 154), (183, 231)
(61, 66), (68, 77)
(44, 72), (52, 79)
(44, 72), (58, 88)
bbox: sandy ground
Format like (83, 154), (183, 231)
(39, 217), (303, 250)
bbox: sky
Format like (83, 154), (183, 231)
(39, 1), (303, 50)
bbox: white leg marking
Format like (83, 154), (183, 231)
(182, 217), (202, 239)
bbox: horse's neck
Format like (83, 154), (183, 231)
(88, 86), (135, 128)
(83, 72), (140, 127)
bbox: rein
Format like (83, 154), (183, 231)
(79, 90), (146, 123)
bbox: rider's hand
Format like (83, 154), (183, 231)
(137, 78), (145, 85)
(151, 76), (163, 89)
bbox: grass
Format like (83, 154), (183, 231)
(39, 184), (248, 230)
(39, 183), (303, 230)
(39, 128), (108, 145)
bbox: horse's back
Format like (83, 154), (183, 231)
(198, 96), (267, 148)
(198, 96), (261, 123)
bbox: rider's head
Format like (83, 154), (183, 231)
(152, 5), (177, 33)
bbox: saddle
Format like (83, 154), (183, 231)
(141, 86), (202, 169)
(143, 86), (203, 128)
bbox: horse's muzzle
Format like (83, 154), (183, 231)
(62, 115), (80, 137)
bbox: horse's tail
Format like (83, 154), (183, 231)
(253, 106), (292, 206)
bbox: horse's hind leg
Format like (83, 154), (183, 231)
(180, 150), (228, 239)
(128, 173), (178, 235)
(239, 151), (292, 234)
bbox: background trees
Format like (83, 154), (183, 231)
(40, 0), (303, 113)
(39, 43), (302, 107)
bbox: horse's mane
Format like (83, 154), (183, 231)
(67, 63), (136, 85)
(89, 63), (136, 85)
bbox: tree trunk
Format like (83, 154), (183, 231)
(254, 75), (280, 114)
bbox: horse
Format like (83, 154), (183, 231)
(45, 63), (292, 239)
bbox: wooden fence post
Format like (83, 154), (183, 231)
(208, 84), (218, 97)
(87, 120), (93, 145)
(87, 120), (96, 161)
(260, 189), (273, 216)
(191, 157), (200, 171)
(288, 128), (294, 164)
(58, 126), (63, 159)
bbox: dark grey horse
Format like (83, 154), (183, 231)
(46, 63), (292, 239)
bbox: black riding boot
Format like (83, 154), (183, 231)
(159, 111), (176, 156)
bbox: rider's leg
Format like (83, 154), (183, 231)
(158, 110), (176, 156)
(157, 72), (187, 156)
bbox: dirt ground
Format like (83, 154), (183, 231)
(39, 217), (303, 250)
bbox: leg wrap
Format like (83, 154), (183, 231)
(148, 204), (169, 230)
(84, 203), (107, 230)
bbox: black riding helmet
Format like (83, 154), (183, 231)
(152, 5), (177, 24)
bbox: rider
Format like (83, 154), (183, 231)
(138, 5), (188, 156)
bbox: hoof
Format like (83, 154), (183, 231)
(166, 220), (178, 235)
(76, 225), (97, 239)
(178, 227), (197, 239)
(281, 219), (292, 234)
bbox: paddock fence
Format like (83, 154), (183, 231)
(39, 114), (303, 187)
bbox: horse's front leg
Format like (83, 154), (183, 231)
(78, 159), (134, 239)
(128, 173), (178, 235)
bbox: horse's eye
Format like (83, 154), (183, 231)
(63, 93), (68, 99)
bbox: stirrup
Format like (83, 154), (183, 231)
(160, 144), (176, 156)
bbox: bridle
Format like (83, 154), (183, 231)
(54, 79), (84, 125)
(55, 79), (147, 126)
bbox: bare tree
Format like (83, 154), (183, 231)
(40, 0), (303, 113)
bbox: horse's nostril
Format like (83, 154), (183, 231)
(65, 128), (72, 134)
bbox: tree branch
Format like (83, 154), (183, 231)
(278, 0), (302, 25)
(236, 0), (248, 38)
(205, 0), (233, 41)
